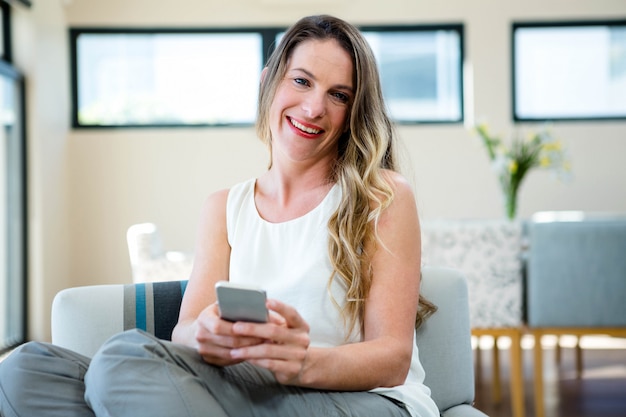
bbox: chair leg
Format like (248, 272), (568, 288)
(492, 336), (502, 404)
(533, 332), (545, 417)
(509, 330), (525, 417)
(475, 336), (483, 380)
(575, 336), (583, 378)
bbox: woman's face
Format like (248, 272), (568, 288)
(268, 38), (354, 168)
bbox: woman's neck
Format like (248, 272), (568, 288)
(254, 166), (336, 223)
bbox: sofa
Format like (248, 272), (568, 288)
(51, 266), (488, 417)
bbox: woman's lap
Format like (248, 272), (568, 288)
(0, 329), (410, 417)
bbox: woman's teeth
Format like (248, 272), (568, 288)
(291, 118), (321, 134)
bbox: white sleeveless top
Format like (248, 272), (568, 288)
(227, 178), (438, 417)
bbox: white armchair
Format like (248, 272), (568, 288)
(51, 266), (488, 417)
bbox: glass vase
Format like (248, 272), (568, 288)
(503, 187), (518, 220)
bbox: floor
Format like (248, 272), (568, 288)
(472, 335), (626, 417)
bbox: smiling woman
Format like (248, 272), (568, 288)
(1, 15), (442, 417)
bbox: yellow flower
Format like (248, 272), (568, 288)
(542, 140), (562, 152)
(540, 156), (551, 167)
(508, 160), (518, 174)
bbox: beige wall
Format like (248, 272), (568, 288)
(14, 0), (626, 341)
(13, 1), (71, 342)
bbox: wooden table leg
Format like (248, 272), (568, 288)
(575, 336), (583, 379)
(509, 330), (525, 417)
(475, 335), (482, 380)
(492, 336), (502, 404)
(534, 332), (545, 417)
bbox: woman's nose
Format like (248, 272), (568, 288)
(301, 91), (326, 118)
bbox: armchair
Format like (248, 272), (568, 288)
(51, 266), (487, 417)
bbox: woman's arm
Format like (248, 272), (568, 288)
(171, 189), (265, 366)
(231, 172), (421, 390)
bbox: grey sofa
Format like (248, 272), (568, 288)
(51, 266), (488, 416)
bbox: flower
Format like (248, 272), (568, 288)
(474, 123), (571, 219)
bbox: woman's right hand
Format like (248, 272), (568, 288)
(193, 302), (267, 366)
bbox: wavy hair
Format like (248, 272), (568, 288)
(256, 15), (435, 337)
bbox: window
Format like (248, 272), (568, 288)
(70, 29), (270, 127)
(513, 20), (626, 121)
(362, 25), (464, 123)
(0, 61), (26, 354)
(0, 0), (27, 354)
(71, 24), (464, 128)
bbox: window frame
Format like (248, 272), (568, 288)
(69, 26), (279, 129)
(511, 19), (626, 122)
(0, 1), (27, 355)
(70, 23), (465, 129)
(359, 23), (465, 125)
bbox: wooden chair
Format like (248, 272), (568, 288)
(526, 212), (626, 417)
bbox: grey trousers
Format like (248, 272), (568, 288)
(0, 329), (411, 417)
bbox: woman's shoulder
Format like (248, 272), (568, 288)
(379, 169), (415, 198)
(202, 178), (256, 216)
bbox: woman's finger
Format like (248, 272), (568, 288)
(193, 303), (266, 365)
(266, 299), (310, 332)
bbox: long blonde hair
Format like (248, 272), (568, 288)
(256, 15), (435, 336)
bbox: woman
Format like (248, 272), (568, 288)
(0, 15), (438, 417)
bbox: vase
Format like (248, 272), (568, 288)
(503, 186), (518, 220)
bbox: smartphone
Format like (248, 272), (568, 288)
(215, 281), (268, 323)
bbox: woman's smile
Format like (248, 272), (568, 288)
(287, 116), (325, 138)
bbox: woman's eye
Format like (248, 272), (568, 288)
(332, 92), (350, 103)
(294, 78), (309, 87)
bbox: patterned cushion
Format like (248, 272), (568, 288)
(123, 280), (189, 340)
(421, 219), (524, 328)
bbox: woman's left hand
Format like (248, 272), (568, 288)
(229, 299), (311, 385)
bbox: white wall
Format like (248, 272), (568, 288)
(16, 0), (626, 340)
